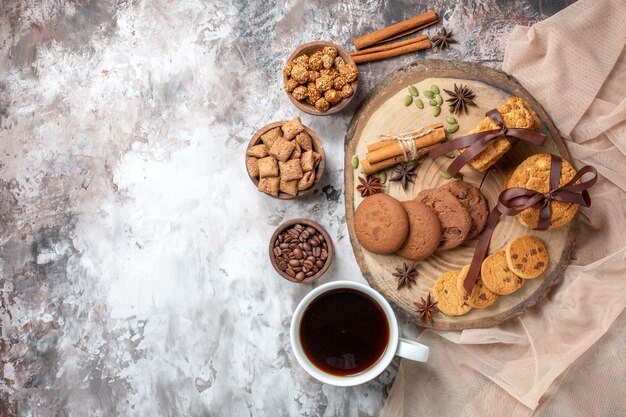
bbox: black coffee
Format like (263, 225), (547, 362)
(299, 288), (389, 376)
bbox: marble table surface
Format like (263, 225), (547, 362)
(0, 1), (572, 415)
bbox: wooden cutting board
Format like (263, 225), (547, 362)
(344, 59), (577, 330)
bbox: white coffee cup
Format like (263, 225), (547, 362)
(290, 280), (429, 386)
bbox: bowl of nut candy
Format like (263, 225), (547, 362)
(246, 117), (325, 199)
(269, 218), (333, 283)
(283, 41), (359, 115)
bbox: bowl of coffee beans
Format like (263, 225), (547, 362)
(269, 219), (333, 283)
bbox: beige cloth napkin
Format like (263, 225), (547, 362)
(382, 0), (626, 415)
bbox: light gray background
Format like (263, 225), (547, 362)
(0, 1), (571, 415)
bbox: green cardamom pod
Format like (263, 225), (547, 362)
(430, 84), (440, 94)
(445, 133), (454, 141)
(351, 155), (359, 169)
(446, 124), (459, 133)
(414, 98), (424, 109)
(423, 90), (435, 99)
(435, 94), (443, 105)
(445, 116), (458, 124)
(440, 170), (452, 179)
(408, 85), (418, 96)
(403, 95), (413, 106)
(432, 106), (441, 117)
(444, 151), (455, 158)
(428, 99), (437, 106)
(448, 105), (455, 113)
(376, 170), (387, 184)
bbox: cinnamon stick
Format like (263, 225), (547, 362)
(367, 124), (445, 164)
(352, 39), (431, 64)
(353, 11), (438, 50)
(351, 35), (428, 57)
(366, 123), (442, 152)
(362, 146), (436, 175)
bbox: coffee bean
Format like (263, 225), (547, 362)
(277, 235), (284, 243)
(306, 255), (315, 263)
(305, 271), (314, 277)
(286, 268), (296, 277)
(302, 242), (312, 251)
(289, 259), (300, 267)
(273, 247), (282, 257)
(299, 231), (310, 241)
(302, 267), (310, 273)
(284, 236), (293, 243)
(320, 249), (328, 260)
(315, 260), (324, 269)
(279, 243), (289, 250)
(313, 247), (321, 257)
(289, 243), (298, 249)
(294, 224), (304, 232)
(296, 272), (305, 281)
(279, 261), (287, 271)
(318, 234), (325, 242)
(303, 260), (314, 269)
(288, 229), (300, 239)
(305, 226), (317, 235)
(312, 266), (319, 273)
(294, 248), (303, 259)
(292, 266), (302, 273)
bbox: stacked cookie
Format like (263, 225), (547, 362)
(354, 180), (489, 261)
(433, 235), (549, 316)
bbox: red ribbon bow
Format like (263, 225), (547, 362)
(463, 154), (598, 295)
(429, 109), (548, 176)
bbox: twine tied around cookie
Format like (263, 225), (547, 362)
(428, 109), (548, 176)
(463, 154), (598, 295)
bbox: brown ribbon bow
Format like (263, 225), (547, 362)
(463, 154), (598, 295)
(429, 109), (548, 176)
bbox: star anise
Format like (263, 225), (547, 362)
(356, 175), (384, 197)
(392, 261), (418, 290)
(390, 162), (417, 190)
(443, 83), (477, 115)
(431, 27), (457, 51)
(414, 293), (439, 322)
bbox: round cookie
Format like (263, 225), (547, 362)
(395, 201), (442, 261)
(416, 188), (472, 250)
(354, 193), (409, 254)
(456, 265), (498, 308)
(442, 181), (489, 239)
(506, 153), (579, 229)
(505, 235), (548, 279)
(432, 270), (472, 316)
(481, 251), (524, 295)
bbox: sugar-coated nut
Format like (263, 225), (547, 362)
(281, 117), (305, 140)
(246, 156), (259, 178)
(334, 56), (345, 68)
(315, 97), (330, 112)
(309, 51), (324, 71)
(340, 84), (353, 99)
(290, 64), (309, 84)
(306, 84), (322, 105)
(260, 127), (282, 148)
(320, 68), (338, 79)
(322, 46), (338, 59)
(321, 54), (334, 69)
(301, 150), (315, 172)
(247, 144), (268, 158)
(315, 75), (333, 92)
(293, 54), (309, 70)
(298, 171), (315, 190)
(339, 64), (358, 82)
(279, 159), (304, 181)
(324, 89), (342, 105)
(258, 156), (279, 178)
(258, 176), (280, 196)
(283, 62), (294, 78)
(291, 143), (302, 160)
(333, 75), (347, 90)
(295, 131), (312, 151)
(284, 78), (298, 93)
(292, 85), (308, 101)
(279, 179), (299, 196)
(269, 137), (296, 162)
(308, 70), (319, 83)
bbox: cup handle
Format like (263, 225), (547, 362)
(396, 338), (429, 362)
